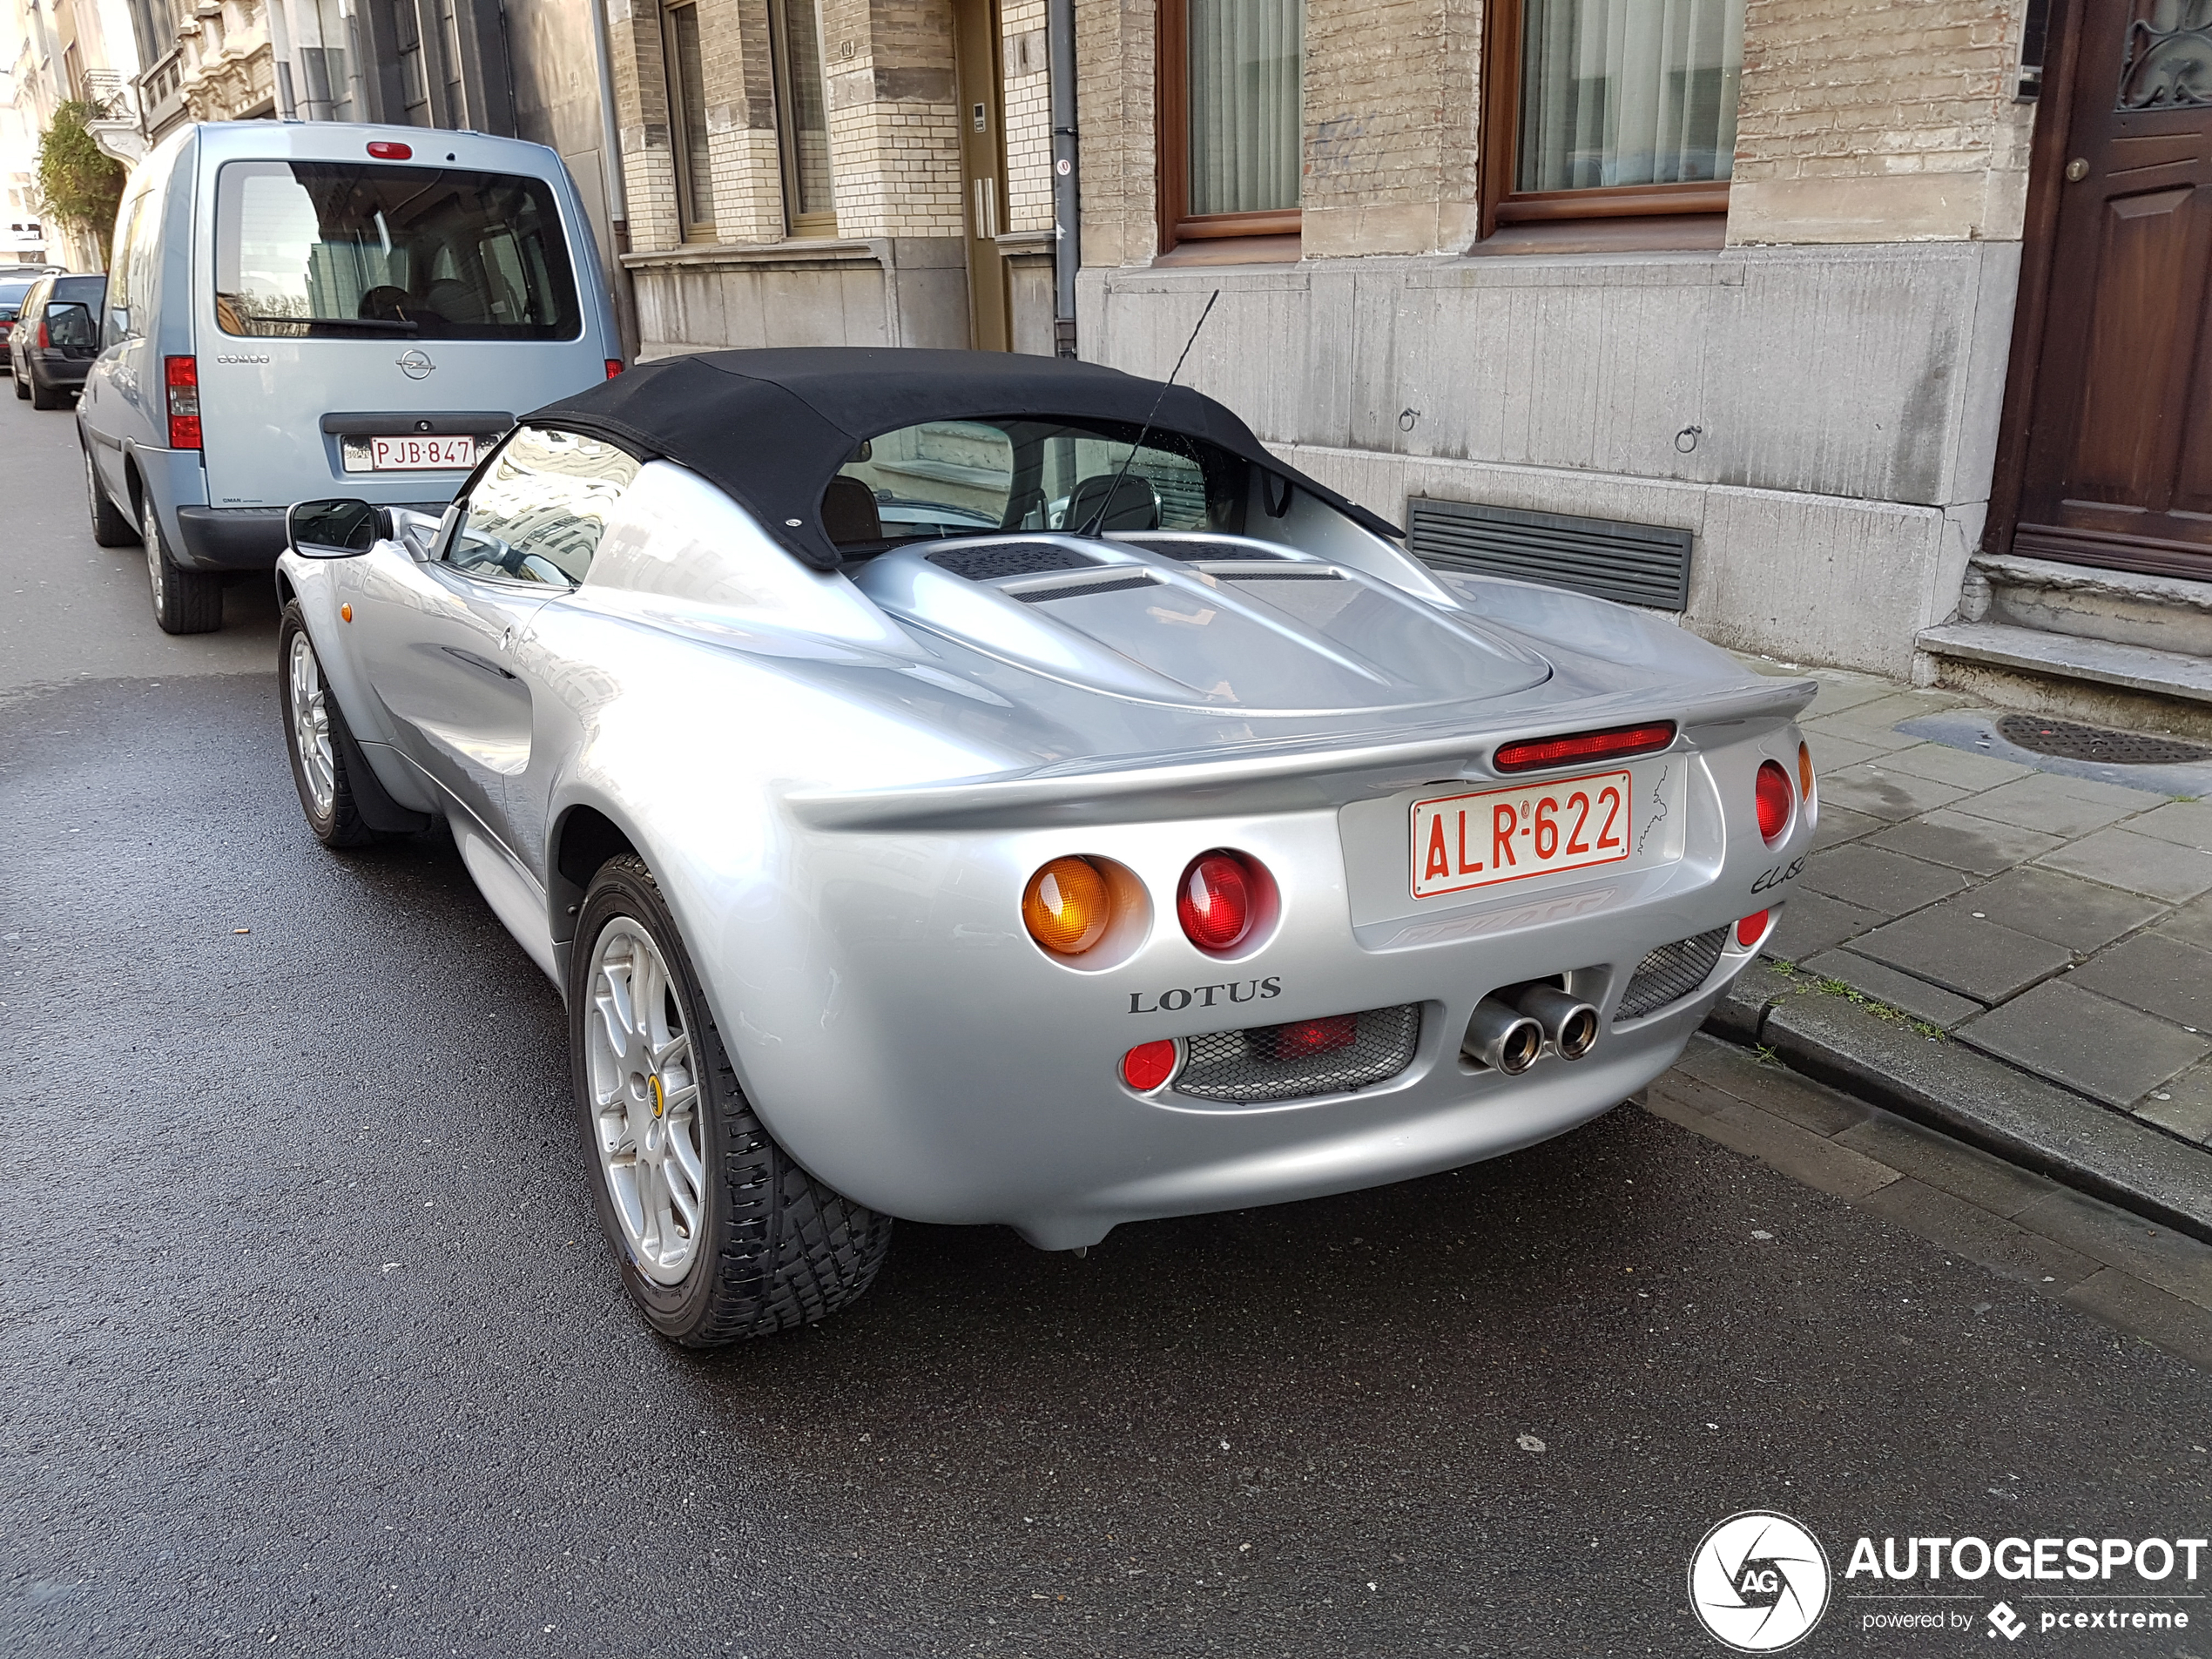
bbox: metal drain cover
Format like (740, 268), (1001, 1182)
(1995, 713), (2212, 765)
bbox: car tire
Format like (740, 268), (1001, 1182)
(278, 600), (379, 848)
(570, 853), (894, 1346)
(11, 364), (26, 400)
(143, 496), (222, 634)
(84, 444), (136, 546)
(29, 361), (62, 409)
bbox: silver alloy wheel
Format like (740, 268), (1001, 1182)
(585, 916), (706, 1285)
(143, 501), (165, 613)
(287, 629), (337, 817)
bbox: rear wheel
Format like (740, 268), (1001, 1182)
(570, 854), (894, 1345)
(11, 361), (26, 400)
(29, 360), (63, 409)
(278, 600), (378, 848)
(144, 496), (222, 634)
(83, 445), (136, 546)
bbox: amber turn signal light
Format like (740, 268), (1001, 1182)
(1798, 740), (1815, 800)
(1022, 855), (1112, 955)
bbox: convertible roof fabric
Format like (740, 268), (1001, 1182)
(524, 347), (1405, 572)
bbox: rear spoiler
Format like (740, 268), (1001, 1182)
(786, 675), (1816, 833)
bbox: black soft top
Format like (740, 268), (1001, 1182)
(525, 347), (1403, 572)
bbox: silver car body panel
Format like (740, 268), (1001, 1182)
(283, 456), (1815, 1249)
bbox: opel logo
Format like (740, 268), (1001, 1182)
(396, 349), (435, 380)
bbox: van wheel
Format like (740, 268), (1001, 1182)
(84, 445), (136, 546)
(144, 497), (222, 634)
(571, 854), (894, 1345)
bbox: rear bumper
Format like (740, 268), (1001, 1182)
(25, 352), (91, 388)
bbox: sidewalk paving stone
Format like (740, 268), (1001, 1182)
(2129, 798), (2212, 852)
(2036, 826), (2212, 903)
(2066, 932), (2212, 1031)
(2060, 1270), (2212, 1372)
(2013, 1186), (2212, 1313)
(1868, 741), (2038, 792)
(1817, 765), (1972, 823)
(2158, 894), (2212, 950)
(1769, 890), (1885, 962)
(1849, 907), (2073, 1002)
(1957, 980), (2212, 1108)
(1921, 866), (2166, 954)
(1867, 808), (2065, 876)
(1812, 803), (1886, 850)
(1950, 772), (2148, 837)
(1860, 1177), (2102, 1290)
(2139, 1061), (2212, 1143)
(1799, 948), (1982, 1028)
(1803, 675), (1905, 718)
(1830, 1110), (2058, 1219)
(1804, 730), (1890, 774)
(1797, 844), (1971, 916)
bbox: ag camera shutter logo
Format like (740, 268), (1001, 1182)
(1689, 1511), (1831, 1651)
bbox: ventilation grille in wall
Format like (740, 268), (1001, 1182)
(1405, 498), (1694, 611)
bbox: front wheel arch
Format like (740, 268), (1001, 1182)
(548, 802), (641, 946)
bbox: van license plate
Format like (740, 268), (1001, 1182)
(342, 435), (477, 472)
(1409, 769), (1634, 900)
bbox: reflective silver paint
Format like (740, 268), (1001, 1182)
(281, 459), (1814, 1249)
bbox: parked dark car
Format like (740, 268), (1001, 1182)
(0, 273), (39, 369)
(11, 274), (105, 408)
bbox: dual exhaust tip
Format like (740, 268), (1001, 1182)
(1461, 984), (1599, 1075)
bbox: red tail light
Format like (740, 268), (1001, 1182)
(367, 140), (413, 160)
(1177, 851), (1263, 952)
(1493, 721), (1676, 774)
(164, 355), (199, 449)
(1121, 1040), (1177, 1092)
(1737, 910), (1769, 948)
(604, 359), (624, 378)
(36, 320), (49, 349)
(1268, 1015), (1358, 1059)
(1755, 760), (1793, 844)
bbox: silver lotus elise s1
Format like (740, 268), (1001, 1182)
(274, 347), (1816, 1345)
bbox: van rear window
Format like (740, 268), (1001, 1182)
(214, 161), (582, 341)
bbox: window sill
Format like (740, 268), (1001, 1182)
(1469, 214), (1725, 256)
(1154, 233), (1303, 267)
(621, 238), (887, 270)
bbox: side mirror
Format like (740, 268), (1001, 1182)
(287, 497), (386, 558)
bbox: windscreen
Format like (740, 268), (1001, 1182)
(830, 417), (1264, 550)
(0, 279), (34, 319)
(213, 160), (581, 341)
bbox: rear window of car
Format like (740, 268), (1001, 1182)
(213, 160), (581, 341)
(52, 276), (104, 305)
(0, 278), (34, 314)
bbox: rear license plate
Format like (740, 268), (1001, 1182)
(341, 434), (476, 473)
(1410, 769), (1634, 900)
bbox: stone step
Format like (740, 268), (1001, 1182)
(1917, 619), (2212, 705)
(1966, 553), (2212, 657)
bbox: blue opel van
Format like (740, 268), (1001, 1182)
(78, 122), (624, 633)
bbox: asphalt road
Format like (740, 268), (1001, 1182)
(3, 388), (2209, 1659)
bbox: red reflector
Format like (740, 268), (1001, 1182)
(1493, 721), (1676, 773)
(604, 358), (624, 378)
(1177, 852), (1257, 952)
(367, 140), (413, 160)
(1122, 1040), (1177, 1092)
(1737, 910), (1769, 948)
(1268, 1015), (1358, 1060)
(164, 355), (199, 450)
(1755, 760), (1794, 844)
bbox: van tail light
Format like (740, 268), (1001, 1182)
(367, 140), (413, 160)
(1493, 721), (1676, 773)
(36, 320), (49, 349)
(1755, 760), (1793, 844)
(164, 355), (200, 449)
(604, 359), (624, 378)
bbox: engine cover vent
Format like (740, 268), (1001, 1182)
(928, 543), (1101, 581)
(1407, 498), (1693, 611)
(1123, 536), (1288, 562)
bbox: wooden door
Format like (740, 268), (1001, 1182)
(2013, 0), (2212, 579)
(953, 0), (1011, 351)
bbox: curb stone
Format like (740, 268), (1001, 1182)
(1706, 971), (2212, 1249)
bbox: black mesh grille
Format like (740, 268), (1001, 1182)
(1015, 573), (1161, 602)
(1173, 1004), (1422, 1105)
(1123, 536), (1288, 562)
(1218, 569), (1343, 582)
(1615, 927), (1729, 1022)
(928, 543), (1100, 580)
